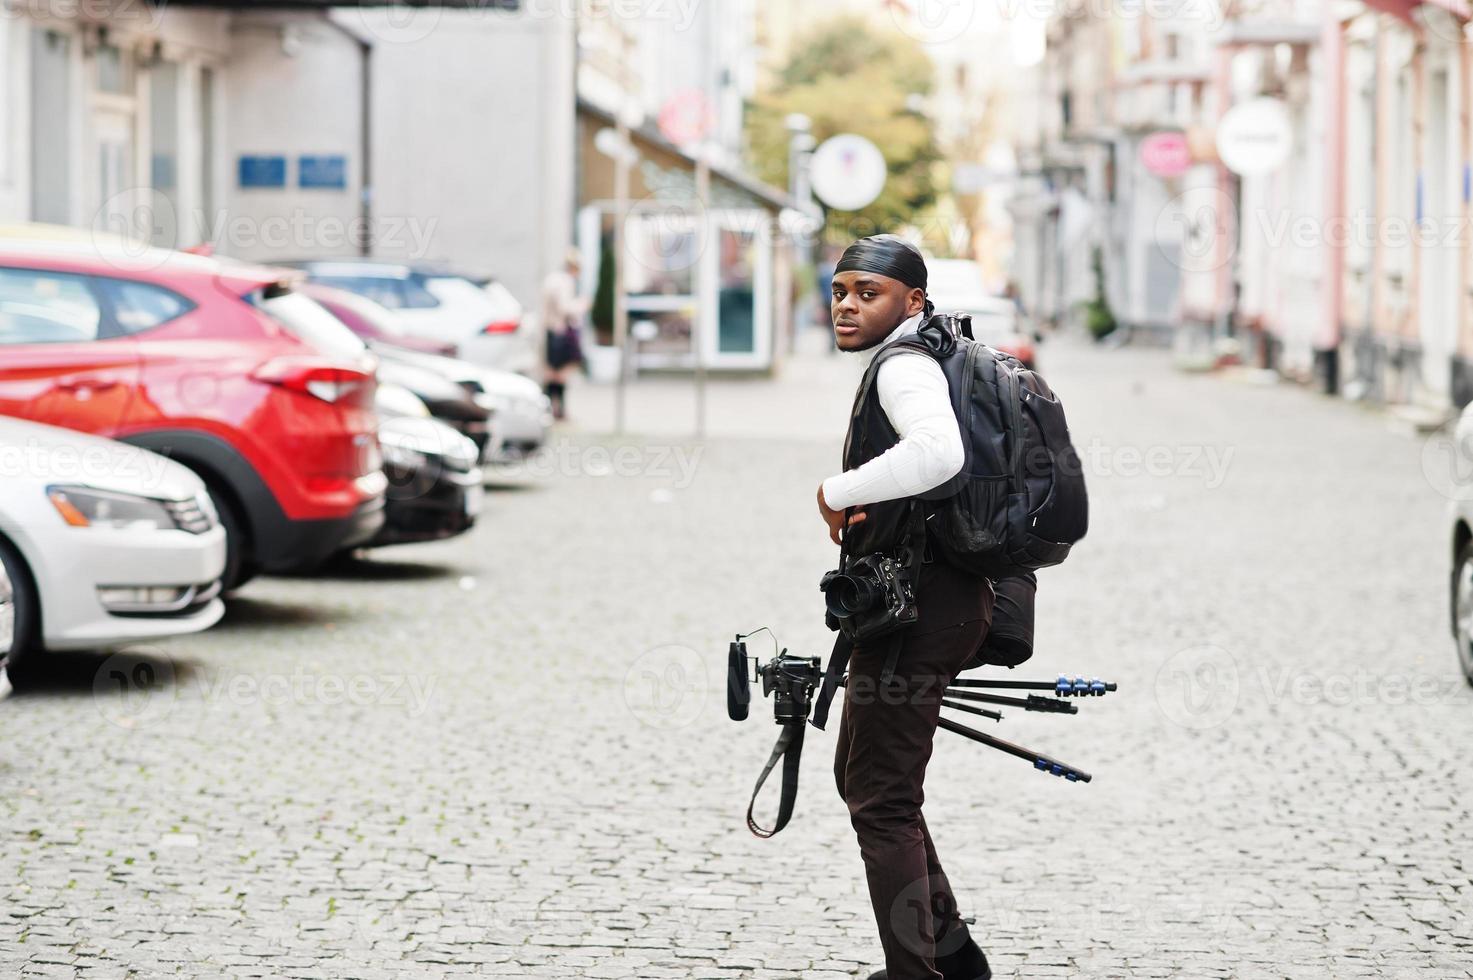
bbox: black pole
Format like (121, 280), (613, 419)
(936, 717), (1092, 783)
(949, 677), (1117, 696)
(945, 689), (1078, 714)
(940, 699), (1002, 722)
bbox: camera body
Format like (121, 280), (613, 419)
(759, 652), (823, 724)
(727, 638), (822, 725)
(820, 553), (918, 641)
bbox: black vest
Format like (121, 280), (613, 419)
(839, 337), (993, 632)
(839, 341), (922, 560)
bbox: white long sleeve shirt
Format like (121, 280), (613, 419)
(822, 311), (965, 510)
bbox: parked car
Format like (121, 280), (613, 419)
(926, 258), (990, 300)
(927, 289), (1037, 370)
(377, 346), (549, 461)
(0, 417), (226, 672)
(301, 282), (456, 356)
(306, 283), (550, 460)
(377, 358), (496, 459)
(372, 384), (484, 547)
(0, 236), (386, 591)
(286, 259), (533, 373)
(1447, 406), (1473, 687)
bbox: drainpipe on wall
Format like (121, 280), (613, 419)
(323, 12), (372, 256)
(1212, 42), (1237, 356)
(359, 35), (371, 257)
(1320, 5), (1348, 396)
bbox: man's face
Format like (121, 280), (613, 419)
(830, 271), (926, 351)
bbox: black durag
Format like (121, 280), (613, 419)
(834, 234), (934, 319)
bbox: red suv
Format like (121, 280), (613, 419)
(0, 240), (386, 589)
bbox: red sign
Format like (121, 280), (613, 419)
(657, 90), (714, 149)
(1141, 131), (1191, 178)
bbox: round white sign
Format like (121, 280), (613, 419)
(1216, 98), (1292, 177)
(810, 134), (887, 212)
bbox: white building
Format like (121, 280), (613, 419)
(0, 0), (576, 314)
(0, 1), (231, 246)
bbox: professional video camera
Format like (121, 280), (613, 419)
(726, 629), (820, 837)
(728, 625), (1118, 837)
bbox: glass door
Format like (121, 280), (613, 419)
(701, 211), (772, 369)
(624, 205), (700, 368)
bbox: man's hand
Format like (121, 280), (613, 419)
(818, 483), (866, 546)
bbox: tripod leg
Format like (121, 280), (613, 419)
(936, 717), (1092, 782)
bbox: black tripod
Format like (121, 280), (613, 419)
(944, 674), (1117, 782)
(846, 673), (1119, 784)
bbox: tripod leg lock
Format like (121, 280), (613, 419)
(1056, 675), (1117, 697)
(1034, 757), (1089, 782)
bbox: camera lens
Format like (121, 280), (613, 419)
(824, 573), (879, 618)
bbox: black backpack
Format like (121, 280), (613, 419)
(885, 311), (1089, 581)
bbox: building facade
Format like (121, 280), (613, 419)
(1020, 0), (1473, 409)
(0, 0), (576, 316)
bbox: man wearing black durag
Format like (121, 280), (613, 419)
(815, 235), (994, 980)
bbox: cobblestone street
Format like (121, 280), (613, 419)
(4, 333), (1472, 979)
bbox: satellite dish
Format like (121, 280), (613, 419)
(810, 134), (887, 212)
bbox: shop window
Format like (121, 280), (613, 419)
(96, 42), (132, 94)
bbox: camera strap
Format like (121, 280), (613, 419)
(809, 633), (851, 731)
(746, 721), (806, 838)
(809, 628), (905, 733)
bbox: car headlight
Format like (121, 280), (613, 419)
(376, 382), (432, 420)
(377, 432), (428, 471)
(195, 489), (219, 526)
(47, 486), (177, 530)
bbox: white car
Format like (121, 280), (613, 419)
(1447, 405), (1473, 688)
(375, 345), (551, 461)
(0, 417), (227, 672)
(928, 293), (1037, 370)
(302, 282), (551, 460)
(289, 259), (535, 373)
(926, 258), (990, 301)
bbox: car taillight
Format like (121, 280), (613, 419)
(253, 357), (373, 403)
(482, 319), (519, 335)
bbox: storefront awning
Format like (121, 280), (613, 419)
(576, 98), (796, 214)
(1359, 0), (1472, 25)
(160, 1), (507, 6)
(1212, 21), (1322, 47)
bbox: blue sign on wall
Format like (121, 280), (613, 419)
(299, 155), (348, 190)
(238, 155), (287, 189)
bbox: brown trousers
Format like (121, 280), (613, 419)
(833, 566), (993, 980)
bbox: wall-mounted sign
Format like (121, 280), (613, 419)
(1216, 98), (1292, 177)
(1141, 131), (1191, 178)
(238, 155), (286, 189)
(657, 90), (713, 148)
(810, 133), (887, 212)
(299, 155), (348, 190)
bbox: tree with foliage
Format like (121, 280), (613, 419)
(745, 15), (940, 242)
(1083, 245), (1117, 341)
(589, 234), (616, 346)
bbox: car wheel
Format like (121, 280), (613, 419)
(0, 535), (39, 674)
(1453, 541), (1473, 687)
(205, 484), (260, 592)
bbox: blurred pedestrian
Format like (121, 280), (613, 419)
(541, 249), (586, 421)
(817, 243), (840, 352)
